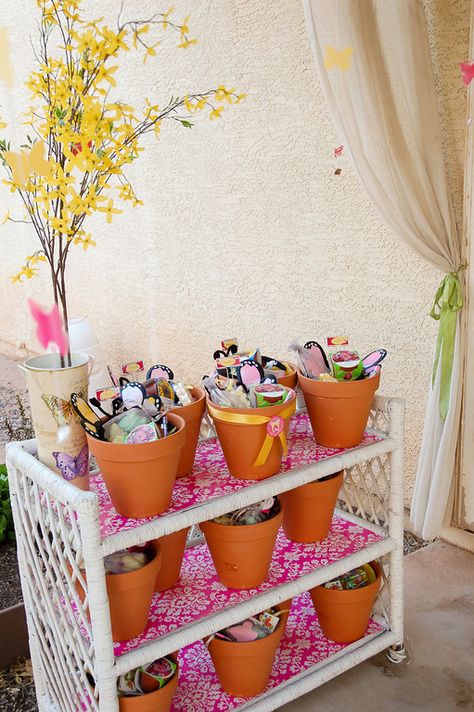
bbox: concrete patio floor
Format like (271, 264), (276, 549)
(281, 541), (474, 711)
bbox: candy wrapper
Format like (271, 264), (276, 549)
(104, 545), (152, 575)
(323, 563), (377, 591)
(118, 656), (176, 696)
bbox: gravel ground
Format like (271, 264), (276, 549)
(0, 659), (37, 712)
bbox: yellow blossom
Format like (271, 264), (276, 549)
(2, 210), (11, 225)
(210, 106), (224, 120)
(178, 38), (198, 49)
(97, 199), (122, 223)
(162, 7), (175, 29)
(144, 43), (160, 64)
(215, 85), (235, 103)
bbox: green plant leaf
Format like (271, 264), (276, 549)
(178, 120), (193, 128)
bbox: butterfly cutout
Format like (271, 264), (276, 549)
(29, 300), (69, 356)
(362, 348), (387, 371)
(5, 141), (53, 188)
(70, 393), (105, 440)
(304, 341), (330, 371)
(146, 364), (174, 381)
(0, 27), (14, 89)
(460, 61), (474, 86)
(236, 360), (277, 388)
(333, 145), (344, 158)
(213, 344), (238, 361)
(41, 388), (86, 427)
(261, 356), (287, 372)
(324, 45), (353, 72)
(52, 445), (89, 481)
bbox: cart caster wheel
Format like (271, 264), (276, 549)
(386, 643), (407, 664)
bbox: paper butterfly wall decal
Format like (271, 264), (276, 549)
(324, 46), (353, 72)
(333, 145), (344, 158)
(52, 445), (89, 481)
(0, 28), (14, 89)
(4, 141), (53, 188)
(460, 61), (474, 86)
(29, 300), (69, 356)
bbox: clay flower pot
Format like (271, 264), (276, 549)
(310, 561), (382, 643)
(170, 387), (205, 477)
(280, 471), (343, 543)
(298, 371), (380, 448)
(118, 656), (179, 712)
(87, 412), (186, 518)
(200, 506), (283, 589)
(276, 361), (298, 390)
(106, 543), (162, 642)
(154, 528), (190, 592)
(207, 601), (291, 697)
(207, 391), (296, 480)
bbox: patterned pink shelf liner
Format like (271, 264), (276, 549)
(113, 517), (383, 657)
(170, 590), (385, 711)
(93, 413), (382, 539)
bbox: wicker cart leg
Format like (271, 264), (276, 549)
(386, 642), (408, 664)
(387, 399), (405, 649)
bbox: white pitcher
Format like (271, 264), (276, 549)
(19, 352), (90, 491)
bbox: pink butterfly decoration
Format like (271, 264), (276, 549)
(52, 445), (89, 481)
(239, 361), (263, 386)
(28, 300), (69, 356)
(460, 61), (474, 86)
(334, 145), (344, 158)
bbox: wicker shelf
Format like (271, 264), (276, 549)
(6, 395), (405, 712)
(170, 590), (391, 712)
(91, 413), (396, 555)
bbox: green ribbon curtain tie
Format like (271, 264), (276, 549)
(430, 269), (464, 418)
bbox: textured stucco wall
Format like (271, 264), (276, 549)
(0, 0), (469, 504)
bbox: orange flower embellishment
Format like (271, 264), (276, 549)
(266, 415), (284, 438)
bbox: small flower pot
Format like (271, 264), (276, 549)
(280, 471), (343, 543)
(75, 543), (162, 643)
(118, 656), (179, 712)
(310, 561), (382, 643)
(276, 361), (297, 390)
(107, 543), (162, 642)
(207, 600), (291, 697)
(154, 528), (190, 592)
(298, 371), (380, 448)
(207, 392), (296, 480)
(170, 387), (206, 477)
(87, 412), (186, 518)
(200, 506), (283, 589)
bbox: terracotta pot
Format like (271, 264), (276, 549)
(207, 600), (290, 697)
(106, 542), (162, 642)
(154, 528), (190, 592)
(277, 361), (298, 390)
(170, 387), (205, 477)
(200, 507), (283, 589)
(310, 561), (381, 643)
(298, 371), (380, 448)
(87, 412), (186, 518)
(118, 657), (179, 712)
(19, 352), (91, 490)
(280, 471), (343, 543)
(207, 392), (296, 480)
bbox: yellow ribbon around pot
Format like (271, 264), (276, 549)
(207, 400), (296, 467)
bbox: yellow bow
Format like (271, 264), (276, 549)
(207, 400), (296, 467)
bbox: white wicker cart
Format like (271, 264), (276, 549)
(6, 395), (404, 712)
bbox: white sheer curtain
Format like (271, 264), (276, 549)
(303, 0), (464, 539)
